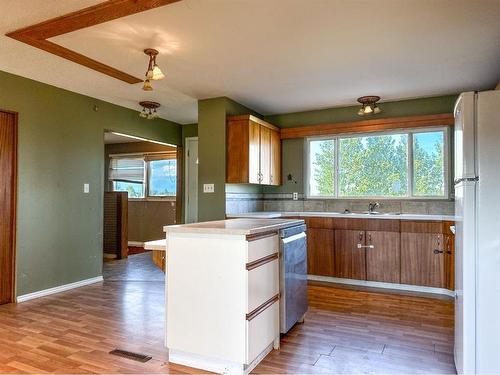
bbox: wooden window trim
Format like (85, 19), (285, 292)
(280, 113), (454, 139)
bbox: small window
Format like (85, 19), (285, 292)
(148, 159), (177, 197)
(109, 153), (177, 199)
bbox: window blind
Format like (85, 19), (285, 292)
(108, 157), (145, 183)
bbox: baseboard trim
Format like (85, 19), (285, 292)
(16, 276), (104, 303)
(128, 241), (144, 247)
(308, 275), (456, 297)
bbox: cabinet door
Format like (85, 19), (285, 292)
(334, 230), (366, 280)
(366, 231), (400, 283)
(401, 233), (445, 288)
(248, 120), (261, 184)
(270, 130), (281, 186)
(259, 125), (271, 185)
(307, 228), (334, 276)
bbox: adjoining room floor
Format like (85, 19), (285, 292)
(103, 252), (164, 281)
(0, 281), (454, 374)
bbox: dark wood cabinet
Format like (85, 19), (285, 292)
(401, 232), (445, 288)
(334, 230), (366, 280)
(307, 228), (335, 276)
(365, 231), (401, 283)
(304, 217), (454, 290)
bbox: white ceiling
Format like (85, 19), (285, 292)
(1, 0), (499, 124)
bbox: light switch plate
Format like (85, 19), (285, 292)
(83, 183), (90, 193)
(203, 183), (215, 193)
(293, 192), (298, 200)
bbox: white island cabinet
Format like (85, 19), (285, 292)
(164, 218), (304, 375)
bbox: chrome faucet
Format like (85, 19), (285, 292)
(368, 202), (380, 214)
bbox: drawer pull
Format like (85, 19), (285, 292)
(246, 231), (278, 242)
(246, 253), (278, 270)
(246, 294), (279, 321)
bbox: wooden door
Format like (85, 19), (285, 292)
(334, 230), (366, 280)
(307, 228), (334, 276)
(248, 120), (261, 184)
(270, 130), (281, 186)
(401, 232), (445, 288)
(366, 231), (401, 283)
(259, 125), (271, 185)
(0, 111), (17, 304)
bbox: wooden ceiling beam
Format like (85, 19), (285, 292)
(6, 0), (182, 84)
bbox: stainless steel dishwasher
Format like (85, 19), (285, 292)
(279, 223), (308, 334)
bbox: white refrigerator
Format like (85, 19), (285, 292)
(454, 90), (500, 375)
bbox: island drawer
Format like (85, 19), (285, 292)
(246, 298), (279, 364)
(246, 258), (279, 313)
(246, 233), (279, 263)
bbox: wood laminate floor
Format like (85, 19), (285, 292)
(0, 262), (455, 374)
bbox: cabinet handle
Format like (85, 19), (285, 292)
(359, 232), (363, 241)
(433, 249), (444, 254)
(357, 244), (374, 249)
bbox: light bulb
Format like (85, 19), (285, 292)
(146, 69), (153, 79)
(151, 65), (165, 80)
(357, 108), (365, 116)
(364, 105), (373, 114)
(142, 79), (153, 91)
(139, 109), (147, 118)
(373, 106), (381, 114)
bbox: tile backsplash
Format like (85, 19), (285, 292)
(226, 192), (455, 216)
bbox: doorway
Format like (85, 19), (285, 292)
(0, 110), (17, 305)
(185, 137), (198, 224)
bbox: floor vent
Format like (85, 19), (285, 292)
(109, 349), (152, 363)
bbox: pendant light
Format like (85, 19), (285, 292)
(357, 96), (382, 116)
(142, 48), (165, 91)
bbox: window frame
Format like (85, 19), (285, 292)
(109, 152), (177, 201)
(305, 126), (450, 200)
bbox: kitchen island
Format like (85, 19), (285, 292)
(164, 218), (304, 375)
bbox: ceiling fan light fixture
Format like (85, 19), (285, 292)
(357, 96), (381, 116)
(151, 64), (165, 80)
(142, 79), (153, 91)
(142, 48), (165, 90)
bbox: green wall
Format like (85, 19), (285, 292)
(0, 70), (182, 296)
(197, 97), (261, 220)
(263, 95), (458, 194)
(264, 95), (458, 128)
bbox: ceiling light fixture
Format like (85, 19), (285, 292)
(357, 96), (382, 116)
(142, 48), (165, 90)
(139, 101), (160, 120)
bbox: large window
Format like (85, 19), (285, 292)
(307, 128), (448, 199)
(109, 153), (177, 199)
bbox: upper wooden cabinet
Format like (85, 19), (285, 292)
(227, 115), (281, 186)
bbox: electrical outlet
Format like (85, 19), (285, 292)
(293, 192), (298, 200)
(203, 183), (215, 193)
(83, 183), (90, 194)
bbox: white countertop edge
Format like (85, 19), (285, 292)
(226, 211), (457, 221)
(163, 218), (305, 236)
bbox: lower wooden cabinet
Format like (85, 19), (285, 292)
(334, 230), (366, 280)
(365, 231), (401, 283)
(304, 218), (454, 291)
(307, 228), (335, 276)
(401, 232), (445, 288)
(152, 250), (166, 272)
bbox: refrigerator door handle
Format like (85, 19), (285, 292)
(454, 176), (479, 185)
